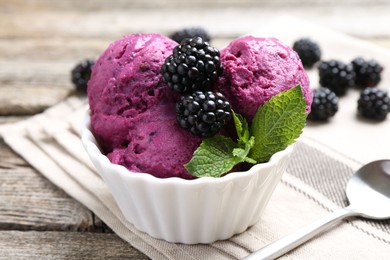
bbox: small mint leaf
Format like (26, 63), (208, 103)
(233, 136), (255, 158)
(242, 136), (256, 164)
(185, 135), (242, 178)
(233, 111), (250, 144)
(185, 112), (257, 178)
(247, 135), (255, 147)
(232, 147), (245, 158)
(233, 111), (244, 137)
(249, 85), (307, 163)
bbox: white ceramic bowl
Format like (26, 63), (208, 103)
(81, 113), (294, 244)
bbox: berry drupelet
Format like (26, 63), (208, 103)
(176, 91), (232, 137)
(170, 27), (211, 44)
(318, 59), (355, 96)
(357, 87), (390, 120)
(161, 36), (222, 94)
(308, 87), (339, 121)
(71, 59), (95, 93)
(292, 38), (322, 68)
(351, 57), (383, 88)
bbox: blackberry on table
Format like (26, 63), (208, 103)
(292, 38), (321, 68)
(170, 27), (211, 44)
(357, 87), (390, 120)
(71, 59), (95, 93)
(318, 59), (355, 96)
(176, 91), (232, 137)
(308, 87), (339, 121)
(161, 36), (222, 94)
(351, 57), (383, 88)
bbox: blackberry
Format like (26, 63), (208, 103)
(176, 91), (232, 137)
(318, 60), (355, 96)
(170, 27), (211, 44)
(308, 87), (339, 121)
(71, 59), (95, 93)
(292, 38), (321, 68)
(351, 57), (383, 88)
(357, 87), (390, 120)
(161, 36), (222, 93)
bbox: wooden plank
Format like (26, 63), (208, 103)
(0, 60), (75, 115)
(0, 86), (73, 115)
(0, 39), (108, 61)
(1, 7), (390, 39)
(1, 0), (385, 11)
(0, 139), (96, 231)
(0, 231), (149, 259)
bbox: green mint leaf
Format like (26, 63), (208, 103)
(249, 85), (307, 163)
(185, 112), (256, 178)
(233, 136), (257, 164)
(233, 111), (252, 146)
(185, 135), (242, 178)
(244, 136), (257, 164)
(232, 147), (246, 158)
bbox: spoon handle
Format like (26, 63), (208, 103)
(242, 206), (358, 260)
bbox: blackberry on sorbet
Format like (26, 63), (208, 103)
(176, 91), (232, 137)
(318, 59), (355, 96)
(71, 59), (95, 93)
(308, 87), (339, 121)
(292, 38), (321, 68)
(161, 36), (222, 93)
(351, 57), (383, 88)
(357, 87), (390, 120)
(170, 27), (211, 44)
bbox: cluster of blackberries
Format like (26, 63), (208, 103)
(318, 58), (383, 96)
(162, 36), (232, 137)
(293, 38), (388, 121)
(71, 59), (95, 94)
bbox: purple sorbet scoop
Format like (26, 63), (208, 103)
(215, 36), (312, 121)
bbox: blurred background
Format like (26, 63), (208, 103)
(1, 0), (390, 116)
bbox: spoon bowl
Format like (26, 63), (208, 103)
(346, 160), (390, 219)
(244, 160), (390, 260)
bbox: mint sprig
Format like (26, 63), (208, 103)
(185, 112), (255, 178)
(232, 112), (256, 164)
(249, 85), (307, 162)
(185, 85), (307, 178)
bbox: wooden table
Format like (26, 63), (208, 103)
(1, 1), (390, 258)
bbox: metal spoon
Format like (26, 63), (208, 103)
(243, 160), (390, 260)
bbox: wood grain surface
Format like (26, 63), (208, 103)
(0, 139), (94, 232)
(1, 0), (390, 258)
(0, 231), (149, 259)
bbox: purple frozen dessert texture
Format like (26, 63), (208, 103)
(215, 36), (312, 121)
(88, 33), (201, 179)
(88, 34), (312, 179)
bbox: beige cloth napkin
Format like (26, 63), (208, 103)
(0, 96), (389, 260)
(1, 17), (390, 259)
